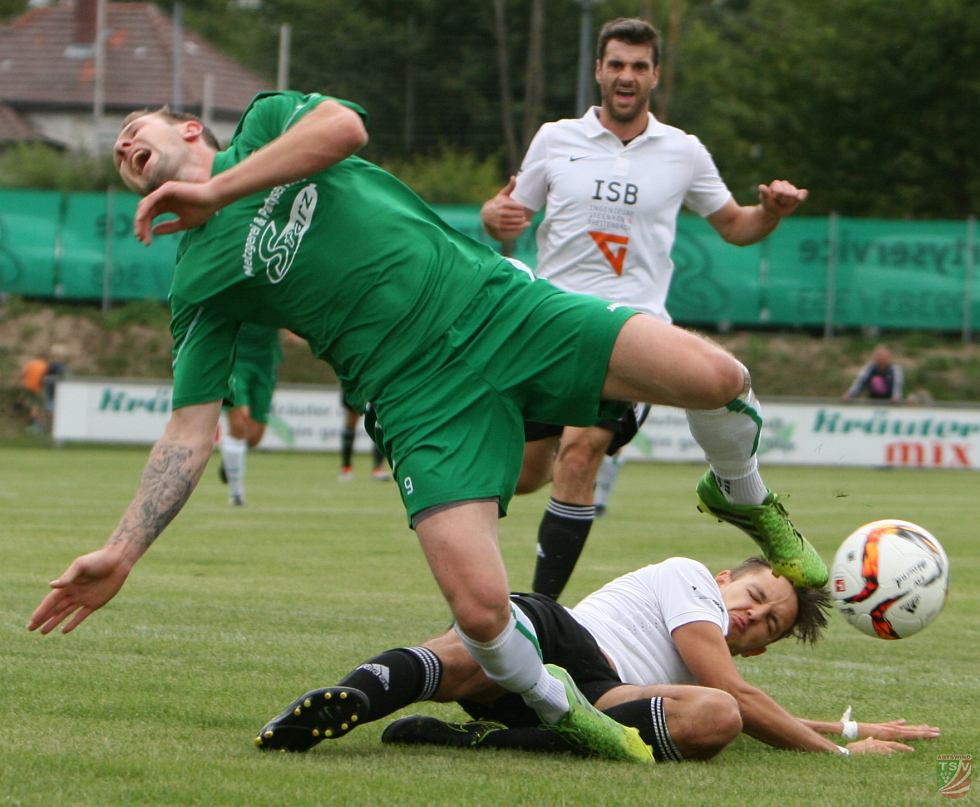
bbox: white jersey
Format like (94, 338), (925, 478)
(570, 557), (729, 686)
(512, 108), (731, 322)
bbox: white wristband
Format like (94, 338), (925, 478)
(841, 720), (859, 740)
(836, 745), (851, 756)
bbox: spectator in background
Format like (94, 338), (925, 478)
(17, 345), (68, 433)
(18, 353), (48, 432)
(842, 345), (904, 405)
(41, 344), (70, 429)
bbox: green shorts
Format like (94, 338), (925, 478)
(226, 359), (278, 424)
(368, 262), (636, 524)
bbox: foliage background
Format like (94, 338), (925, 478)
(1, 0), (978, 213)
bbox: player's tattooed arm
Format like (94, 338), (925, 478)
(107, 443), (198, 553)
(28, 401), (221, 635)
(106, 401), (221, 558)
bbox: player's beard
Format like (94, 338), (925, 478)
(143, 150), (185, 193)
(601, 84), (647, 125)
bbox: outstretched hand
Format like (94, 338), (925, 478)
(847, 737), (915, 755)
(758, 179), (808, 218)
(28, 547), (133, 634)
(856, 719), (940, 741)
(134, 180), (224, 245)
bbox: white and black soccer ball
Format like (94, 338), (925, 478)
(831, 519), (949, 639)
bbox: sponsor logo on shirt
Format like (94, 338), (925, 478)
(242, 182), (318, 283)
(589, 231), (630, 275)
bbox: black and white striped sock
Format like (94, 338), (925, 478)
(337, 646), (442, 722)
(603, 697), (684, 762)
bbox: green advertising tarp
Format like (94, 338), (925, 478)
(1, 190), (976, 332)
(766, 217), (976, 329)
(0, 189), (178, 300)
(0, 189), (60, 296)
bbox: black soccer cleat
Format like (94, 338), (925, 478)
(381, 715), (506, 749)
(254, 687), (370, 752)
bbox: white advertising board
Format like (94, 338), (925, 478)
(624, 403), (980, 470)
(53, 379), (348, 451)
(54, 380), (980, 469)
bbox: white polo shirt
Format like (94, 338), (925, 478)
(512, 108), (732, 322)
(570, 557), (729, 686)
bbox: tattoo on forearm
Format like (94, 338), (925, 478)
(108, 443), (197, 552)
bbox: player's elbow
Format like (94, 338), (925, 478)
(333, 112), (368, 155)
(312, 101), (369, 156)
(338, 105), (369, 149)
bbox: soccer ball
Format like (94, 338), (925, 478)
(830, 519), (949, 639)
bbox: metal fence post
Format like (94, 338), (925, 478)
(824, 211), (838, 338)
(758, 236), (770, 324)
(965, 214), (976, 344)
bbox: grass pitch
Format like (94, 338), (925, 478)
(1, 445), (977, 806)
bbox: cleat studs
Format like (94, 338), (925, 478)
(325, 729), (333, 737)
(351, 714), (358, 723)
(324, 692), (332, 700)
(303, 699), (312, 708)
(254, 737), (263, 747)
(263, 730), (274, 738)
(339, 692), (348, 700)
(293, 707), (302, 716)
(312, 729), (320, 737)
(340, 722), (349, 731)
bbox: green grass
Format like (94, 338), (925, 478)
(1, 447), (977, 806)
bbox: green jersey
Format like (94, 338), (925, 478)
(169, 91), (504, 411)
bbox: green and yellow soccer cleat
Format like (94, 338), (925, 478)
(254, 686), (369, 752)
(695, 470), (829, 588)
(543, 664), (653, 764)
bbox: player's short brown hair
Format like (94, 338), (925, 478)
(119, 106), (221, 150)
(596, 17), (661, 66)
(731, 556), (832, 646)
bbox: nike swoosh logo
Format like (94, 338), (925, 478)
(569, 155), (587, 162)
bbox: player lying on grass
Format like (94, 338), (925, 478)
(258, 556), (938, 759)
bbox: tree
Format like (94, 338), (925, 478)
(492, 0), (520, 174)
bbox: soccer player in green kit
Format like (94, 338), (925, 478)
(219, 322), (283, 506)
(28, 91), (826, 764)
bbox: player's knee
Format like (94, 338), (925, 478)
(709, 690), (743, 746)
(555, 439), (605, 483)
(246, 424), (265, 447)
(684, 689), (742, 759)
(450, 594), (513, 644)
(705, 354), (748, 407)
(228, 407), (250, 438)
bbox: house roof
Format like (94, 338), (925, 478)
(0, 2), (272, 118)
(0, 101), (45, 143)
